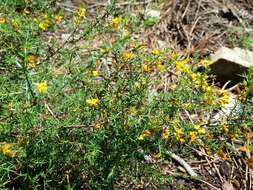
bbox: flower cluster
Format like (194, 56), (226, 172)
(175, 59), (190, 75)
(25, 55), (39, 69)
(36, 81), (48, 94)
(188, 125), (206, 143)
(39, 14), (51, 31)
(173, 126), (185, 143)
(122, 52), (135, 61)
(218, 90), (230, 107)
(86, 98), (100, 108)
(111, 17), (122, 30)
(0, 143), (15, 157)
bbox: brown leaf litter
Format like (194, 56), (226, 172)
(143, 0), (253, 56)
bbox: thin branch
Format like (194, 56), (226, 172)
(165, 150), (198, 177)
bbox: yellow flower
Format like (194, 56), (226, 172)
(93, 123), (101, 129)
(151, 49), (161, 56)
(175, 59), (190, 75)
(189, 131), (197, 143)
(36, 81), (48, 94)
(73, 106), (80, 112)
(219, 90), (229, 107)
(137, 134), (145, 140)
(170, 52), (178, 62)
(162, 129), (169, 140)
(100, 48), (109, 54)
(176, 136), (185, 143)
(174, 127), (185, 143)
(108, 98), (114, 108)
(201, 80), (211, 92)
(189, 73), (198, 81)
(203, 93), (215, 105)
(11, 19), (20, 32)
(198, 59), (213, 68)
(193, 125), (206, 134)
(156, 61), (166, 72)
(55, 15), (63, 24)
(0, 143), (15, 157)
(174, 127), (183, 135)
(202, 84), (216, 105)
(170, 84), (177, 91)
(111, 17), (121, 30)
(183, 103), (192, 109)
(25, 55), (39, 69)
(198, 128), (206, 134)
(122, 52), (135, 61)
(92, 70), (100, 77)
(138, 130), (152, 140)
(77, 7), (86, 19)
(143, 64), (153, 73)
(131, 43), (146, 50)
(86, 98), (100, 108)
(39, 19), (51, 31)
(222, 124), (229, 134)
(0, 18), (6, 24)
(154, 152), (162, 159)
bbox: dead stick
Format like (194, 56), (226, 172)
(44, 102), (58, 120)
(222, 81), (231, 90)
(165, 150), (198, 177)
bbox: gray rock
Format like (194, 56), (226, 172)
(145, 9), (160, 19)
(210, 47), (253, 84)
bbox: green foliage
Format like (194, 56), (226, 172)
(228, 27), (253, 49)
(144, 16), (158, 27)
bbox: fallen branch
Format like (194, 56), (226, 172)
(165, 150), (198, 177)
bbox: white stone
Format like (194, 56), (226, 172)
(210, 47), (253, 83)
(145, 9), (160, 19)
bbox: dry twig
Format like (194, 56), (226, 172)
(165, 150), (198, 177)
